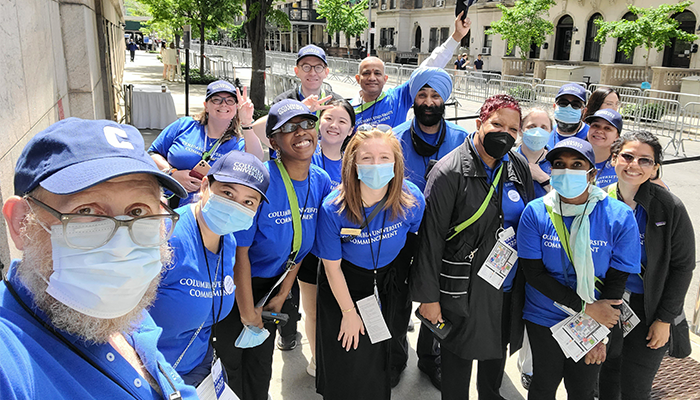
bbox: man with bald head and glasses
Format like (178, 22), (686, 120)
(0, 118), (198, 399)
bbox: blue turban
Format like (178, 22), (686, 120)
(409, 67), (453, 102)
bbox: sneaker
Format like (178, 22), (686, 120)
(417, 362), (441, 391)
(276, 331), (302, 351)
(390, 365), (406, 388)
(307, 357), (316, 377)
(521, 373), (532, 391)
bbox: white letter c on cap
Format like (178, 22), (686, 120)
(104, 126), (134, 150)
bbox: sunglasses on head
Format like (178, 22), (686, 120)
(274, 119), (316, 134)
(356, 123), (392, 133)
(617, 152), (655, 168)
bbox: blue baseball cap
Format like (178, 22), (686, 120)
(584, 109), (623, 133)
(14, 118), (187, 198)
(546, 137), (596, 168)
(205, 80), (237, 101)
(556, 83), (587, 103)
(297, 45), (327, 65)
(265, 99), (318, 138)
(208, 150), (270, 202)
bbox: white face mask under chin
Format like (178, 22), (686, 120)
(45, 224), (162, 319)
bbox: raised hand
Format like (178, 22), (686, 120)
(236, 86), (255, 127)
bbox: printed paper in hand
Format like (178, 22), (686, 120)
(620, 300), (640, 337)
(356, 295), (392, 344)
(551, 312), (610, 362)
(477, 227), (518, 289)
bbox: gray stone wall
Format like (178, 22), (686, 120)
(0, 0), (125, 268)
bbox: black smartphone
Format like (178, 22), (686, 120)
(455, 0), (477, 21)
(414, 308), (452, 340)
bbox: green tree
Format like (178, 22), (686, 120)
(137, 0), (242, 74)
(317, 0), (368, 50)
(595, 1), (698, 81)
(485, 0), (555, 59)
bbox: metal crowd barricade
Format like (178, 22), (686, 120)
(588, 84), (642, 100)
(486, 79), (536, 104)
(500, 75), (541, 86)
(620, 94), (681, 153)
(542, 79), (587, 88)
(677, 102), (700, 156)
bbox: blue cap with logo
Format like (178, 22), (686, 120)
(206, 80), (238, 101)
(208, 150), (270, 202)
(546, 137), (596, 168)
(265, 99), (318, 138)
(584, 109), (623, 133)
(556, 83), (587, 103)
(14, 118), (187, 198)
(297, 44), (327, 65)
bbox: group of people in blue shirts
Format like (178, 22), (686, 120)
(0, 23), (694, 400)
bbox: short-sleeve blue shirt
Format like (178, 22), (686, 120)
(235, 161), (332, 278)
(316, 181), (425, 269)
(311, 144), (342, 188)
(546, 123), (589, 149)
(595, 159), (618, 188)
(150, 205), (236, 377)
(0, 262), (198, 400)
(517, 197), (641, 327)
(626, 205), (647, 294)
(148, 117), (246, 206)
(394, 119), (469, 192)
(353, 83), (414, 127)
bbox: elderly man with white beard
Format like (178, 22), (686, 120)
(0, 118), (198, 399)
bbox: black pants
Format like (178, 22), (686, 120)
(598, 293), (668, 400)
(213, 276), (291, 400)
(441, 348), (507, 400)
(389, 237), (418, 372)
(130, 50), (135, 61)
(417, 323), (441, 370)
(526, 320), (601, 400)
(277, 278), (301, 339)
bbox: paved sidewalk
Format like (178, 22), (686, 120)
(124, 50), (700, 400)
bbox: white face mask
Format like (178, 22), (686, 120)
(45, 222), (162, 319)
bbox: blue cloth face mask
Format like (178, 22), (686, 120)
(235, 325), (270, 348)
(554, 105), (582, 124)
(357, 162), (395, 190)
(522, 127), (552, 152)
(202, 192), (256, 235)
(550, 168), (593, 199)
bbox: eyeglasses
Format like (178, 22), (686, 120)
(617, 152), (656, 168)
(356, 124), (392, 133)
(27, 197), (180, 250)
(556, 99), (584, 110)
(603, 100), (620, 108)
(274, 119), (316, 135)
(299, 64), (325, 73)
(209, 96), (237, 105)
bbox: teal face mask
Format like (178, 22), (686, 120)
(522, 127), (552, 152)
(550, 168), (593, 199)
(202, 192), (256, 235)
(357, 162), (395, 190)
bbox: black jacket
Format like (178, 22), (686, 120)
(410, 136), (535, 360)
(632, 180), (695, 324)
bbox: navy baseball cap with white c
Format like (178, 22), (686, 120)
(584, 109), (623, 133)
(556, 83), (587, 103)
(14, 118), (187, 198)
(208, 150), (270, 202)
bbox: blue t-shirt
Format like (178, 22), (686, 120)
(316, 181), (425, 269)
(0, 262), (197, 399)
(394, 119), (469, 192)
(516, 145), (552, 199)
(311, 144), (342, 188)
(235, 161), (332, 278)
(148, 117), (246, 206)
(150, 205), (236, 377)
(626, 205), (647, 294)
(517, 197), (641, 327)
(595, 159), (618, 188)
(353, 83), (414, 127)
(546, 123), (590, 149)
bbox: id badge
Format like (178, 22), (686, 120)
(212, 358), (226, 398)
(477, 226), (518, 289)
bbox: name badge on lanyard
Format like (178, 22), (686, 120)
(477, 226), (518, 289)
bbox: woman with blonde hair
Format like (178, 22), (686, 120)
(315, 125), (425, 400)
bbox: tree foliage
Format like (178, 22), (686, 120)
(486, 0), (555, 59)
(317, 0), (368, 45)
(594, 0), (697, 78)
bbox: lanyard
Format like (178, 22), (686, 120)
(201, 132), (224, 162)
(446, 164), (503, 241)
(276, 158), (309, 262)
(354, 92), (387, 123)
(196, 219), (224, 340)
(298, 88), (327, 117)
(363, 204), (387, 305)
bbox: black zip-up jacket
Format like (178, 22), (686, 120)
(410, 136), (534, 360)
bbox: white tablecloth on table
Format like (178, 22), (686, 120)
(132, 85), (178, 129)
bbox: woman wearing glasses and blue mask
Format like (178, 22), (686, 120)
(213, 100), (332, 400)
(149, 80), (263, 207)
(517, 137), (640, 400)
(315, 125), (424, 400)
(149, 150), (269, 388)
(598, 131), (695, 400)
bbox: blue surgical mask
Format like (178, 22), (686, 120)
(522, 127), (552, 152)
(357, 163), (395, 190)
(235, 325), (270, 348)
(202, 192), (256, 235)
(554, 105), (582, 124)
(550, 168), (593, 199)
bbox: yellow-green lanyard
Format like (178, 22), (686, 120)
(446, 164), (503, 241)
(276, 158), (304, 262)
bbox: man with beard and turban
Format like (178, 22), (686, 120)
(546, 83), (589, 149)
(412, 95), (535, 400)
(0, 118), (198, 399)
(390, 67), (469, 388)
